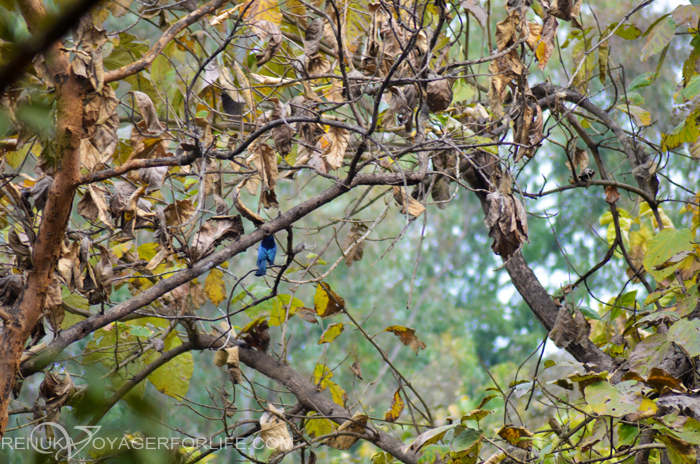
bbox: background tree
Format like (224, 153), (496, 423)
(0, 0), (699, 463)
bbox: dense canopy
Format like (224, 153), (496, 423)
(0, 0), (699, 463)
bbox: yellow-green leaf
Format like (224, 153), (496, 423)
(318, 323), (345, 344)
(146, 331), (194, 399)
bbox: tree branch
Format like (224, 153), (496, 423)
(20, 170), (426, 379)
(103, 0), (229, 84)
(196, 334), (419, 464)
(0, 0), (101, 93)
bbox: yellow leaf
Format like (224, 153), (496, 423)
(384, 388), (404, 422)
(204, 268), (227, 306)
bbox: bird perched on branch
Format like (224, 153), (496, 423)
(256, 235), (277, 276)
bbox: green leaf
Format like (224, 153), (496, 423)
(623, 92), (645, 106)
(618, 423), (640, 446)
(318, 323), (345, 344)
(584, 380), (642, 417)
(418, 445), (452, 464)
(579, 306), (601, 321)
(667, 320), (700, 357)
(675, 75), (700, 103)
(614, 24), (643, 40)
(628, 72), (658, 91)
(657, 434), (697, 464)
(640, 16), (678, 62)
(129, 326), (152, 337)
(146, 331), (194, 399)
(642, 228), (694, 281)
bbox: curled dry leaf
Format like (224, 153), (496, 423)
(164, 199), (196, 227)
(189, 215), (244, 262)
(304, 18), (324, 57)
(252, 21), (282, 66)
(238, 318), (270, 351)
(213, 347), (242, 384)
(317, 125), (350, 170)
(537, 15), (558, 70)
(77, 185), (114, 228)
(384, 325), (427, 354)
(484, 191), (528, 258)
(546, 0), (583, 25)
(605, 185), (621, 204)
(462, 0), (488, 28)
(131, 91), (165, 133)
(431, 176), (451, 209)
(342, 222), (368, 267)
(426, 73), (453, 113)
(260, 404), (293, 452)
(0, 274), (24, 306)
(270, 98), (293, 155)
(29, 176), (52, 211)
(9, 228), (32, 270)
(326, 412), (369, 450)
(488, 52), (524, 118)
(549, 308), (591, 349)
(233, 182), (265, 227)
(498, 425), (534, 450)
(248, 142), (279, 192)
(39, 372), (75, 425)
(392, 186), (425, 218)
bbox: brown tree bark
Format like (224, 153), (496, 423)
(0, 0), (85, 437)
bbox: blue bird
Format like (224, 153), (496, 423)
(256, 235), (277, 276)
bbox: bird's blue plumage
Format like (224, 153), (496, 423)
(256, 235), (277, 276)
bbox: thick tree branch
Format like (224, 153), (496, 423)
(0, 0), (101, 93)
(0, 0), (87, 437)
(20, 170), (426, 379)
(196, 334), (419, 464)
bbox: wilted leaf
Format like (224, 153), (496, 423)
(462, 0), (487, 28)
(251, 21), (282, 66)
(605, 186), (620, 204)
(190, 215), (244, 262)
(536, 16), (558, 70)
(427, 73), (453, 113)
(484, 191), (528, 258)
(326, 412), (368, 450)
(77, 185), (114, 228)
(260, 404), (293, 451)
(384, 388), (404, 423)
(314, 282), (345, 318)
(164, 199), (196, 227)
(342, 222), (368, 266)
(238, 318), (270, 351)
(316, 125), (349, 171)
(497, 425), (533, 450)
(384, 325), (427, 354)
(393, 186), (425, 218)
